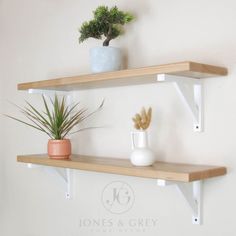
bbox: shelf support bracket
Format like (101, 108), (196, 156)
(157, 74), (203, 132)
(157, 179), (202, 224)
(28, 89), (70, 96)
(27, 164), (73, 199)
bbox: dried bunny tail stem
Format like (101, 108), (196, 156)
(141, 107), (147, 123)
(132, 106), (153, 130)
(142, 121), (150, 130)
(147, 107), (152, 120)
(132, 117), (140, 129)
(135, 113), (142, 122)
(137, 121), (142, 129)
(146, 107), (152, 126)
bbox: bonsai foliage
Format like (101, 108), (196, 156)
(132, 107), (152, 130)
(79, 6), (134, 46)
(5, 95), (103, 140)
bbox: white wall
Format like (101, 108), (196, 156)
(0, 0), (235, 235)
(0, 31), (3, 229)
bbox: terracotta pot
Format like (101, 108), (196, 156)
(48, 139), (71, 159)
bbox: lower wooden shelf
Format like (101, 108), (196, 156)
(17, 154), (226, 182)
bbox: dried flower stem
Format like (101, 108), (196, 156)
(132, 107), (152, 130)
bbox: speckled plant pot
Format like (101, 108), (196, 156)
(90, 46), (123, 73)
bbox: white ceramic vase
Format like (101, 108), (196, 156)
(90, 46), (123, 73)
(130, 130), (156, 166)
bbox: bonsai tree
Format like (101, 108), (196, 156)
(79, 5), (134, 46)
(132, 107), (152, 130)
(5, 94), (103, 140)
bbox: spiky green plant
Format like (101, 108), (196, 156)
(79, 5), (134, 46)
(5, 95), (103, 140)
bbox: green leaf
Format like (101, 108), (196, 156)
(79, 5), (134, 44)
(5, 95), (104, 140)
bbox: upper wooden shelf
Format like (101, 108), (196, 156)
(17, 154), (226, 182)
(17, 61), (227, 91)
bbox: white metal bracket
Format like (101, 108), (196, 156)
(157, 179), (202, 224)
(28, 89), (72, 99)
(28, 89), (69, 95)
(27, 164), (73, 199)
(157, 74), (203, 132)
(28, 88), (73, 118)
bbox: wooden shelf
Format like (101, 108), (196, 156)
(17, 154), (226, 182)
(17, 61), (227, 91)
(16, 60), (228, 224)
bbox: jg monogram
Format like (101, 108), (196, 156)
(102, 181), (135, 214)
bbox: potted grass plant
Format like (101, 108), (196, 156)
(79, 5), (134, 73)
(5, 95), (103, 159)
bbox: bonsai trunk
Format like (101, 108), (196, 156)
(103, 25), (112, 46)
(103, 37), (112, 46)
